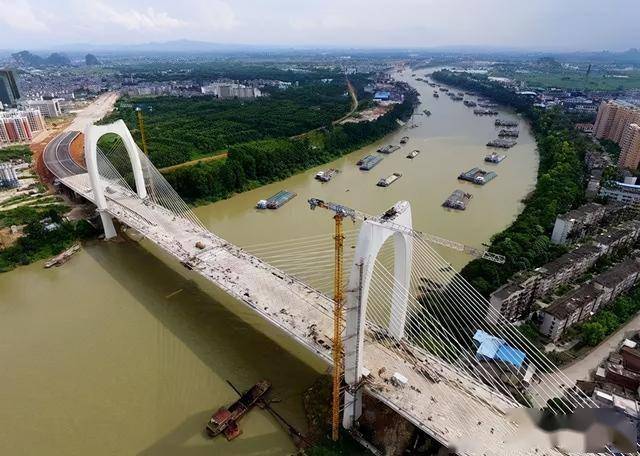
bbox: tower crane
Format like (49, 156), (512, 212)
(308, 198), (506, 264)
(306, 197), (505, 442)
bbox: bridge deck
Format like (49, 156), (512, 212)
(58, 171), (558, 455)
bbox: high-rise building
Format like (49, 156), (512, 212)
(22, 98), (63, 117)
(619, 123), (640, 170)
(594, 100), (640, 143)
(0, 69), (21, 107)
(0, 109), (46, 144)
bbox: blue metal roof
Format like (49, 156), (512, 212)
(374, 91), (391, 100)
(473, 329), (526, 369)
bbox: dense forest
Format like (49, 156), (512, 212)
(432, 70), (589, 297)
(103, 80), (356, 168)
(164, 89), (418, 202)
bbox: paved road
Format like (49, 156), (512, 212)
(65, 92), (119, 133)
(561, 311), (640, 382)
(43, 131), (85, 177)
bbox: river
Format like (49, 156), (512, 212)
(0, 68), (538, 455)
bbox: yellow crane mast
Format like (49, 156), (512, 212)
(331, 213), (345, 441)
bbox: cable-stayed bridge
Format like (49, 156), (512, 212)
(44, 122), (601, 455)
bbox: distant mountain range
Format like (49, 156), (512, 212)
(1, 41), (639, 64)
(11, 50), (71, 66)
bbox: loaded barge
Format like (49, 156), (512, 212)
(443, 190), (472, 210)
(377, 172), (402, 187)
(44, 244), (80, 268)
(484, 152), (506, 163)
(205, 380), (271, 440)
(358, 154), (383, 170)
(377, 144), (401, 154)
(487, 139), (517, 148)
(458, 167), (497, 185)
(314, 168), (339, 182)
(495, 119), (518, 127)
(498, 129), (519, 138)
(474, 108), (498, 116)
(256, 190), (297, 209)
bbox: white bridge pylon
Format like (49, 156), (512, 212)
(84, 120), (148, 239)
(343, 201), (412, 428)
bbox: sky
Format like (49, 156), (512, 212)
(1, 0), (639, 52)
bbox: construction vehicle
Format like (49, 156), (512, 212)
(307, 197), (505, 442)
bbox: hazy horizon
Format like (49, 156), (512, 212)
(1, 0), (639, 53)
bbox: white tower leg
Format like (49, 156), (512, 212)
(342, 202), (413, 428)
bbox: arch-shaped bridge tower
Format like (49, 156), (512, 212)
(342, 201), (413, 428)
(84, 120), (148, 239)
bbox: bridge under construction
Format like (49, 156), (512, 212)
(43, 121), (609, 455)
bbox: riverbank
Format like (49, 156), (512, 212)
(163, 84), (418, 205)
(430, 70), (589, 296)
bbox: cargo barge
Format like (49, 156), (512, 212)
(205, 380), (271, 440)
(377, 172), (402, 187)
(377, 144), (400, 154)
(44, 244), (80, 268)
(498, 129), (519, 138)
(484, 152), (507, 163)
(359, 154), (383, 170)
(443, 190), (473, 210)
(406, 150), (420, 159)
(256, 190), (297, 209)
(487, 138), (517, 148)
(400, 136), (409, 144)
(314, 168), (339, 182)
(474, 108), (498, 116)
(458, 167), (497, 185)
(495, 119), (518, 127)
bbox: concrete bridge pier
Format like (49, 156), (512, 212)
(342, 202), (413, 429)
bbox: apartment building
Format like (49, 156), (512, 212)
(550, 202), (605, 245)
(594, 100), (640, 143)
(618, 123), (640, 170)
(487, 273), (539, 323)
(600, 181), (640, 205)
(539, 258), (640, 341)
(0, 109), (45, 144)
(539, 284), (605, 341)
(489, 220), (640, 323)
(21, 98), (62, 117)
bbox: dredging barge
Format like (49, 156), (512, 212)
(205, 380), (271, 440)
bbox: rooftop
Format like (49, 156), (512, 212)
(543, 283), (603, 320)
(594, 258), (640, 289)
(473, 329), (526, 369)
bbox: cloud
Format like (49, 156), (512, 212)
(88, 1), (187, 31)
(0, 0), (49, 32)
